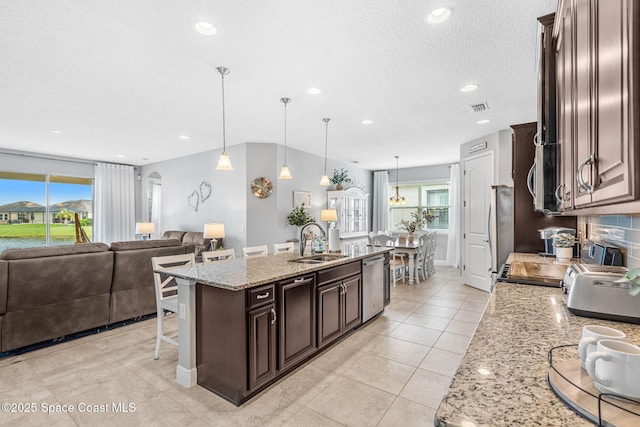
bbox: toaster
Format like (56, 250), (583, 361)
(561, 264), (640, 324)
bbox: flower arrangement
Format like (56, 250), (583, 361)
(287, 204), (315, 226)
(551, 232), (577, 248)
(330, 168), (352, 186)
(615, 268), (640, 296)
(398, 208), (427, 234)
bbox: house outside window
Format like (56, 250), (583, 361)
(389, 182), (450, 232)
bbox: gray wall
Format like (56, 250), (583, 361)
(459, 129), (513, 187)
(140, 142), (372, 255)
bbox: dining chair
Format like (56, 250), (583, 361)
(201, 249), (235, 263)
(273, 241), (295, 254)
(427, 231), (437, 277)
(414, 234), (429, 284)
(370, 235), (405, 287)
(242, 245), (269, 258)
(151, 253), (196, 360)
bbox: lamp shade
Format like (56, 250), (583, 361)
(203, 223), (225, 239)
(320, 209), (338, 222)
(135, 222), (155, 234)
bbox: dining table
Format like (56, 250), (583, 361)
(392, 238), (421, 284)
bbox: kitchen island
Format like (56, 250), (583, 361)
(161, 245), (392, 405)
(435, 281), (640, 426)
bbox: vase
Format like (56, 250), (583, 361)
(407, 233), (414, 243)
(555, 247), (573, 262)
(336, 183), (343, 190)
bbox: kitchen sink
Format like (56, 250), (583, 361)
(288, 254), (348, 264)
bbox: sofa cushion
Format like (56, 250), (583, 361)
(181, 232), (212, 256)
(161, 230), (186, 241)
(0, 242), (110, 260)
(109, 239), (182, 251)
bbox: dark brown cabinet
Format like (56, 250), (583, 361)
(554, 0), (639, 211)
(278, 275), (316, 371)
(248, 303), (276, 391)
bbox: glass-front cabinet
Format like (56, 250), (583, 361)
(327, 187), (369, 239)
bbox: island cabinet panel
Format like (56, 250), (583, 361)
(317, 282), (342, 347)
(278, 274), (316, 371)
(342, 275), (361, 331)
(248, 303), (276, 391)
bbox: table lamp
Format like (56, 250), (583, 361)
(203, 223), (225, 251)
(135, 222), (155, 240)
(320, 209), (340, 252)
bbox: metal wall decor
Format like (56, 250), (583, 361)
(187, 180), (213, 211)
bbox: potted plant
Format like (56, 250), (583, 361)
(614, 268), (640, 296)
(397, 208), (427, 242)
(330, 168), (352, 190)
(551, 232), (576, 262)
(287, 203), (315, 239)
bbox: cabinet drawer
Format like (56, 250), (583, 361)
(317, 261), (361, 286)
(247, 284), (275, 309)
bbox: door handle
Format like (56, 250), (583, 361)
(577, 154), (595, 194)
(270, 308), (276, 325)
(527, 163), (536, 198)
(554, 184), (564, 205)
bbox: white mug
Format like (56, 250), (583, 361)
(585, 340), (640, 398)
(578, 325), (626, 368)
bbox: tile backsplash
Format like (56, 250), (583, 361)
(578, 215), (640, 268)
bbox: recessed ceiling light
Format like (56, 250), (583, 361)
(477, 119), (491, 124)
(142, 157), (149, 161)
(460, 84), (479, 92)
(179, 135), (190, 140)
(116, 154), (125, 158)
(426, 7), (452, 24)
(194, 21), (216, 35)
(51, 130), (63, 134)
(307, 87), (322, 95)
(361, 120), (373, 125)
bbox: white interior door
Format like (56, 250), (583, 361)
(462, 153), (494, 292)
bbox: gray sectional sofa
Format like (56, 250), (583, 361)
(0, 239), (187, 352)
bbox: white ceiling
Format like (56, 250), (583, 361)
(0, 0), (557, 171)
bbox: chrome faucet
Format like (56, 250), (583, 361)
(299, 222), (326, 256)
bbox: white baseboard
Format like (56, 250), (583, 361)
(176, 365), (197, 388)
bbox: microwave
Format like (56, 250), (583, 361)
(527, 142), (560, 214)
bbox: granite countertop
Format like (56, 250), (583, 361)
(163, 245), (392, 291)
(435, 281), (640, 427)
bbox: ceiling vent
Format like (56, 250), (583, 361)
(468, 102), (489, 113)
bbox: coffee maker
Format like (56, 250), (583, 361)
(539, 226), (577, 257)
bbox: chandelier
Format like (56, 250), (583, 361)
(389, 155), (406, 205)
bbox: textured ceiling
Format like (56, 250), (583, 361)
(0, 0), (557, 170)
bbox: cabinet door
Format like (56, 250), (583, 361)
(248, 304), (276, 391)
(592, 0), (636, 204)
(279, 276), (316, 370)
(573, 0), (595, 207)
(342, 275), (361, 331)
(317, 282), (342, 348)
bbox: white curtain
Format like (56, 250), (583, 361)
(150, 183), (162, 239)
(446, 164), (460, 267)
(94, 163), (135, 245)
(372, 171), (390, 233)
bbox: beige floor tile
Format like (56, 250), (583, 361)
(453, 309), (484, 323)
(388, 323), (441, 347)
(415, 303), (459, 319)
(419, 348), (464, 377)
(273, 364), (339, 405)
(377, 396), (436, 427)
(425, 296), (465, 309)
(358, 316), (400, 336)
(120, 344), (178, 392)
(399, 368), (452, 409)
(386, 299), (422, 313)
(306, 376), (395, 427)
(380, 308), (413, 322)
(433, 332), (471, 354)
(444, 319), (478, 337)
(310, 341), (362, 374)
(342, 352), (415, 394)
(368, 336), (430, 367)
(281, 407), (345, 427)
(0, 406), (76, 426)
(403, 312), (451, 331)
(460, 299), (489, 313)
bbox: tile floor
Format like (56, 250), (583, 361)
(0, 266), (490, 426)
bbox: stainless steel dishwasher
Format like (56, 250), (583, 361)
(362, 255), (385, 322)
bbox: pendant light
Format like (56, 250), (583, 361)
(389, 155), (406, 205)
(319, 118), (331, 186)
(278, 97), (292, 179)
(215, 66), (233, 170)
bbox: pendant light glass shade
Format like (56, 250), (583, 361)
(278, 97), (292, 179)
(215, 66), (233, 171)
(389, 155), (406, 205)
(319, 118), (331, 186)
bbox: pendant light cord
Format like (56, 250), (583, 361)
(284, 101), (287, 164)
(323, 118), (330, 173)
(221, 72), (226, 154)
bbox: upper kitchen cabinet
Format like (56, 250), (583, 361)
(554, 0), (640, 212)
(327, 187), (369, 239)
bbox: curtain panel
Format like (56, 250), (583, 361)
(94, 163), (135, 245)
(372, 171), (390, 233)
(446, 164), (460, 267)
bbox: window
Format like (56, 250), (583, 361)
(0, 171), (93, 252)
(389, 182), (450, 232)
